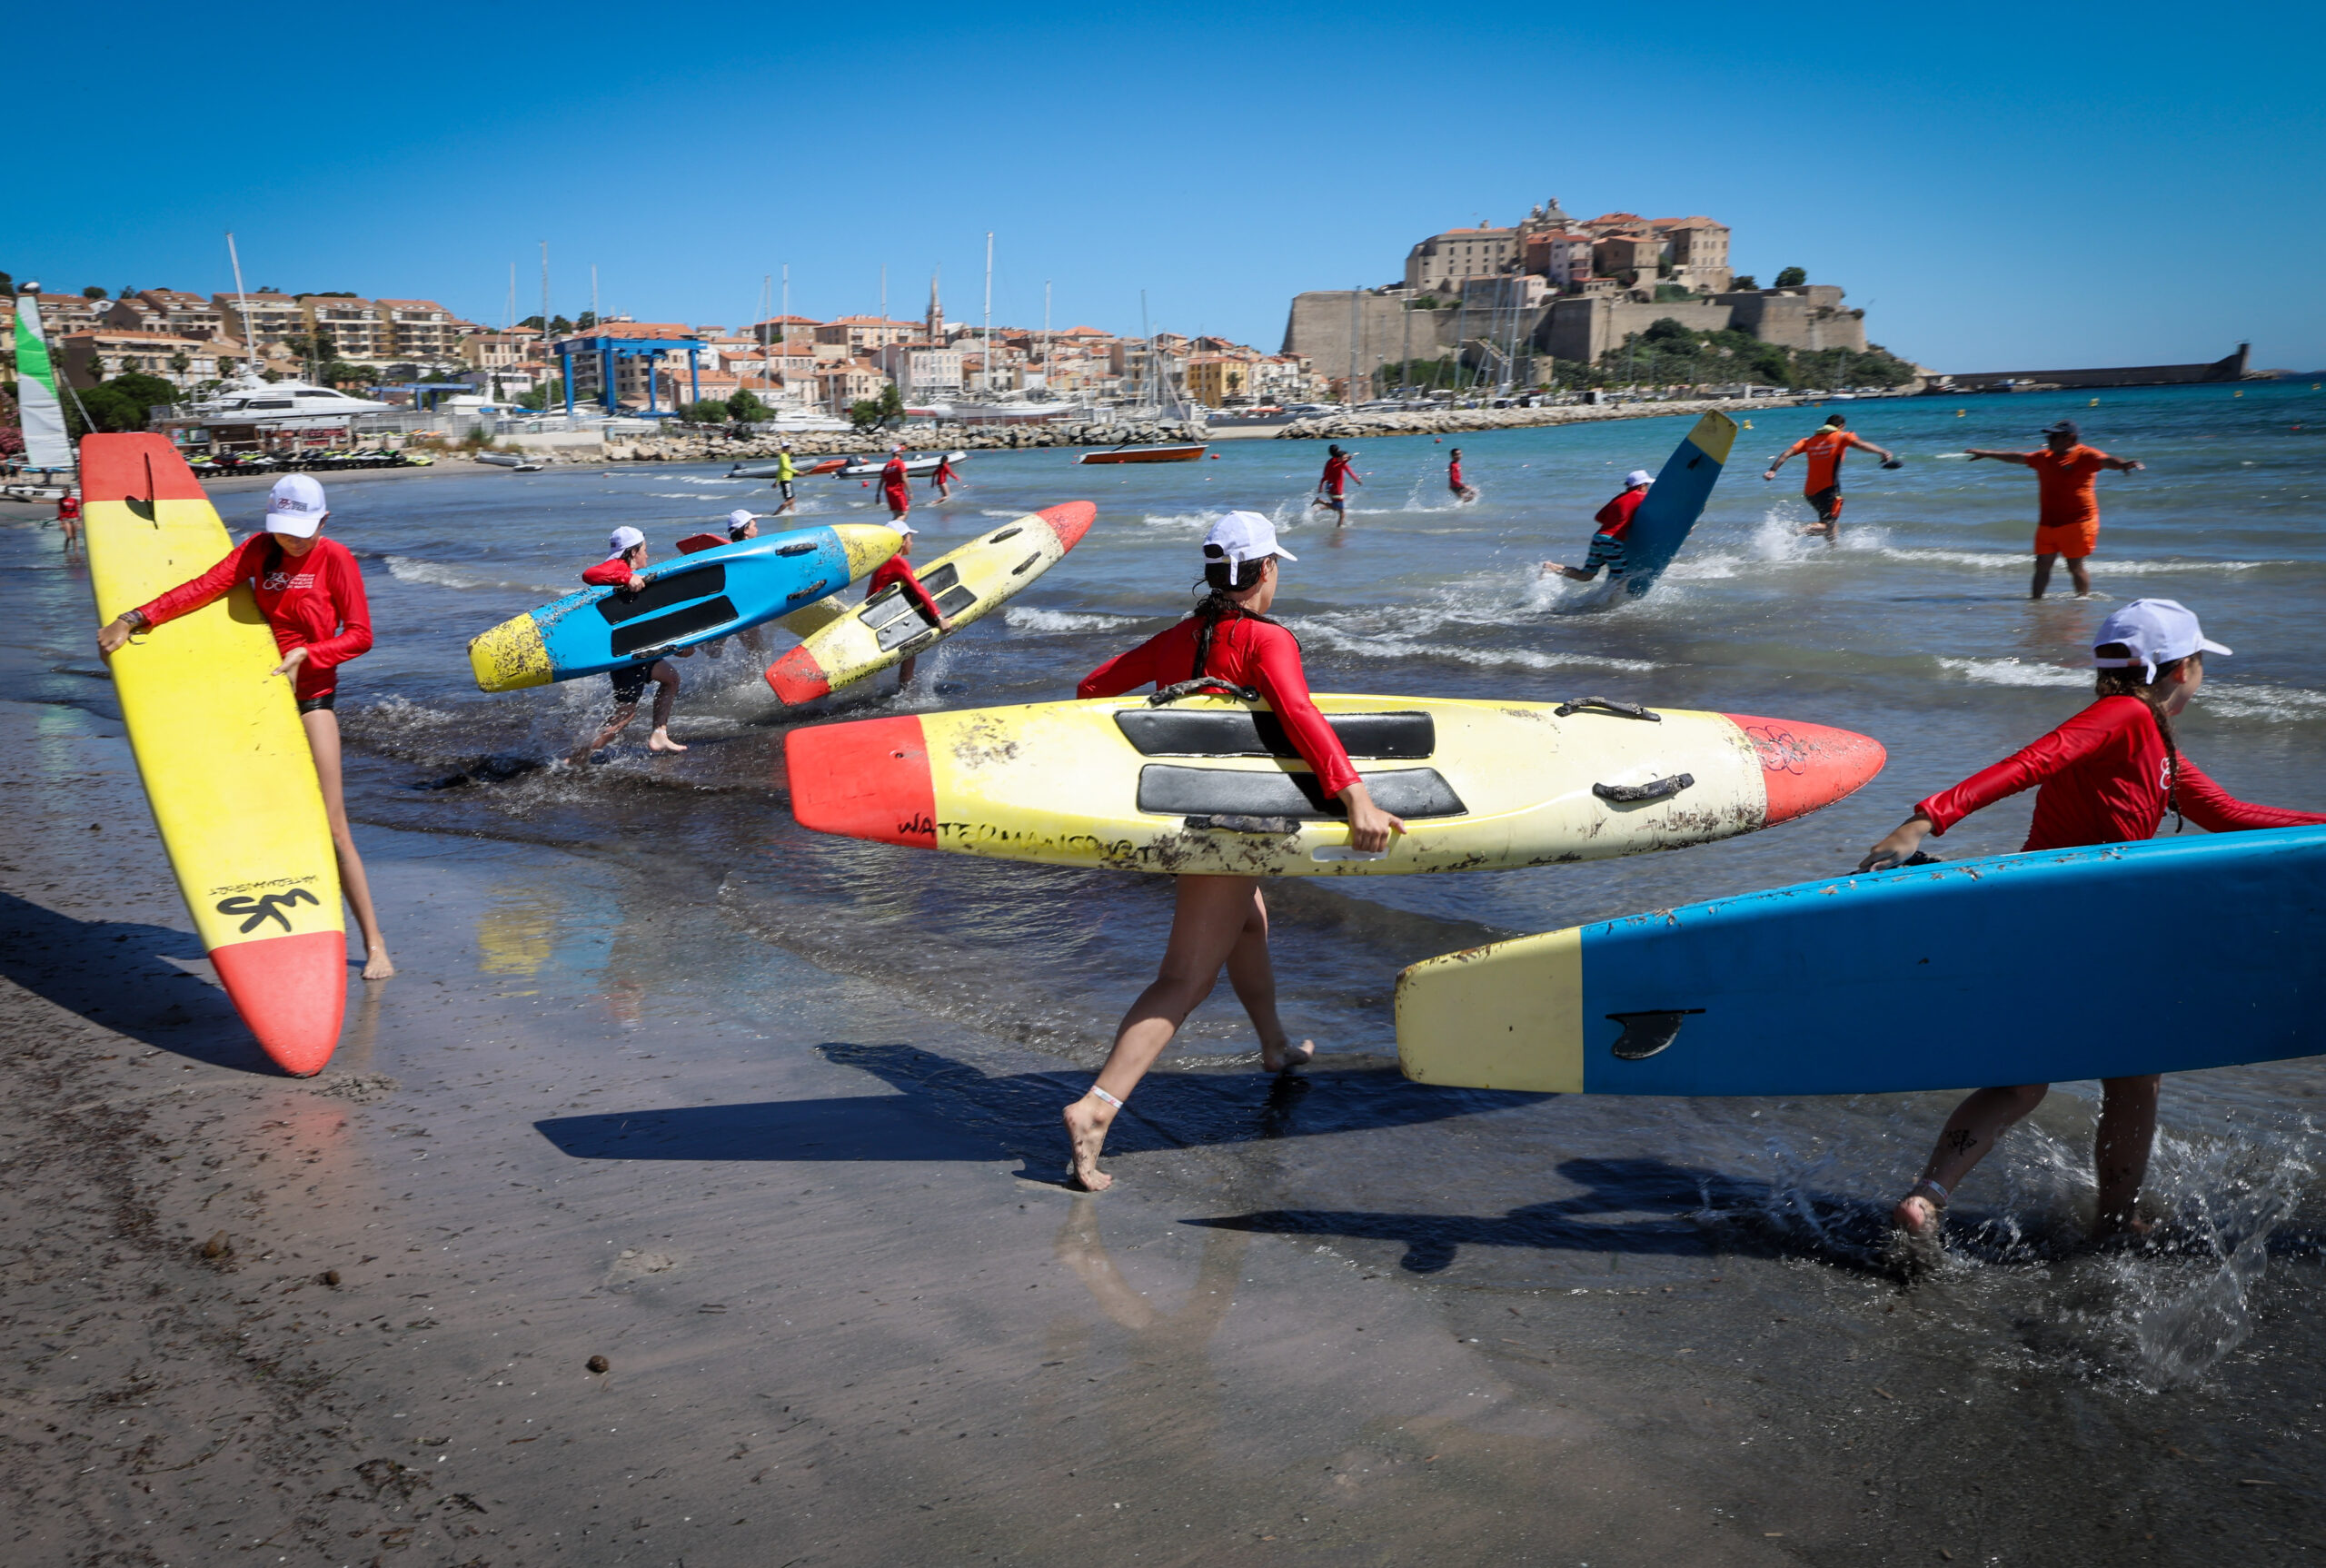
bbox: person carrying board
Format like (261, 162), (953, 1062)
(95, 474), (393, 979)
(569, 526), (691, 761)
(1060, 511), (1406, 1191)
(772, 442), (799, 515)
(1763, 412), (1896, 541)
(867, 520), (950, 690)
(1860, 600), (2326, 1250)
(700, 511), (770, 663)
(1964, 419), (2144, 600)
(1546, 470), (1654, 581)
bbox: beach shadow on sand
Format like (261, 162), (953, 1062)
(532, 1040), (1549, 1176)
(0, 890), (278, 1072)
(1188, 1155), (1895, 1274)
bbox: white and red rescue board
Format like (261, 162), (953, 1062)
(784, 691), (1884, 876)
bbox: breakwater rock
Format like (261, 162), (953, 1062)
(595, 419), (1203, 463)
(1275, 396), (1807, 442)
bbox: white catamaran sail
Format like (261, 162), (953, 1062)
(12, 294), (74, 471)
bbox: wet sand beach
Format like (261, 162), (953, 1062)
(5, 383), (2325, 1564)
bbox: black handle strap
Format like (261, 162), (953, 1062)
(1556, 696), (1661, 721)
(1148, 678), (1260, 707)
(1593, 772), (1695, 804)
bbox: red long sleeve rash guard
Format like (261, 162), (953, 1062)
(1914, 694), (2326, 851)
(582, 558), (640, 589)
(867, 556), (943, 623)
(136, 533), (372, 701)
(1077, 613), (1361, 799)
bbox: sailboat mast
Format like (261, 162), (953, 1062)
(981, 232), (993, 395)
(225, 232), (260, 379)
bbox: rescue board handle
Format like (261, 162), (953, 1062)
(1556, 696), (1661, 721)
(1593, 773), (1695, 804)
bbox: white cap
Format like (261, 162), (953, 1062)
(728, 509), (760, 531)
(1624, 469), (1655, 490)
(605, 525), (647, 559)
(2093, 598), (2231, 682)
(1203, 510), (1295, 570)
(888, 518), (918, 537)
(263, 473), (328, 537)
(890, 442), (906, 453)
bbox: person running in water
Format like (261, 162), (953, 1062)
(880, 445), (912, 525)
(1547, 469), (1654, 581)
(772, 443), (799, 515)
(570, 526), (691, 761)
(55, 489), (82, 551)
(95, 474), (393, 979)
(1764, 412), (1897, 541)
(1061, 511), (1406, 1191)
(930, 452), (958, 501)
(865, 519), (950, 690)
(1860, 600), (2325, 1250)
(1446, 448), (1478, 503)
(1314, 444), (1360, 525)
(1965, 419), (2144, 600)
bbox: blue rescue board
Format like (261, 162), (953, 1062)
(1611, 411), (1736, 597)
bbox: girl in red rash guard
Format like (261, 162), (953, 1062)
(866, 519), (949, 690)
(94, 474), (393, 980)
(1861, 600), (2325, 1247)
(1060, 510), (1405, 1191)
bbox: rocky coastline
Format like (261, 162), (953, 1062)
(1271, 394), (1808, 442)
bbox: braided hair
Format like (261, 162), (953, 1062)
(1188, 546), (1283, 680)
(2094, 641), (2190, 832)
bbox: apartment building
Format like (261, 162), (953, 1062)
(212, 293), (303, 346)
(811, 315), (920, 360)
(25, 293), (109, 338)
(56, 330), (237, 391)
(104, 289), (224, 342)
(874, 342), (965, 394)
(1589, 232), (1665, 280)
(376, 299), (462, 361)
(813, 359), (890, 409)
(750, 315), (822, 351)
(1523, 232), (1593, 290)
(458, 329), (542, 372)
(1651, 217), (1733, 292)
(296, 296), (385, 360)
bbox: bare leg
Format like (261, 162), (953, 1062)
(2092, 1074), (2161, 1239)
(2067, 556), (2093, 597)
(647, 660), (687, 752)
(301, 709), (393, 979)
(2031, 552), (2057, 600)
(898, 653), (919, 689)
(1894, 1082), (2049, 1235)
(1221, 883), (1312, 1072)
(571, 700), (639, 763)
(1064, 876), (1261, 1191)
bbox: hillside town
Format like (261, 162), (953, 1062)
(0, 274), (1326, 424)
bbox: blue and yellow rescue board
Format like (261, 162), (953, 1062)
(1608, 410), (1736, 597)
(1396, 825), (2326, 1096)
(466, 524), (901, 692)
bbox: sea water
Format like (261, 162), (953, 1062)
(9, 381), (2326, 1419)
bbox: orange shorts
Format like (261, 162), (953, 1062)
(2033, 520), (2098, 559)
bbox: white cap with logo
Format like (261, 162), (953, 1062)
(1624, 469), (1655, 490)
(605, 525), (647, 560)
(263, 473), (329, 538)
(1202, 510), (1296, 571)
(2092, 598), (2231, 682)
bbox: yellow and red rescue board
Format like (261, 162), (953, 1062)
(784, 691), (1884, 876)
(81, 434), (347, 1074)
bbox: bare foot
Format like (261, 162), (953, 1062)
(1062, 1096), (1115, 1192)
(1261, 1035), (1314, 1074)
(648, 729), (689, 753)
(362, 947), (396, 980)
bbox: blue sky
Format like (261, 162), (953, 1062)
(14, 1), (2322, 371)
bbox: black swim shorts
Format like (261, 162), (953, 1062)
(295, 690), (337, 714)
(1806, 485), (1844, 522)
(610, 664), (652, 705)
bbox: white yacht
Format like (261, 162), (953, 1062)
(190, 376), (396, 424)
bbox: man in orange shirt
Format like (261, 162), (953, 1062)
(1966, 419), (2145, 599)
(1764, 413), (1897, 541)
